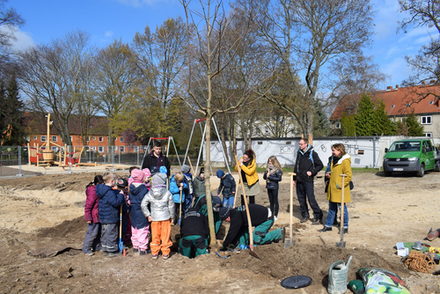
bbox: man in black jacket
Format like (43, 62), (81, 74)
(219, 204), (283, 251)
(141, 141), (171, 177)
(293, 138), (324, 224)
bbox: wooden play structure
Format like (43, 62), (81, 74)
(27, 113), (92, 167)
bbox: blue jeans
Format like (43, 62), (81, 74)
(325, 202), (348, 228)
(223, 196), (234, 208)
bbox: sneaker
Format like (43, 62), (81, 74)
(139, 250), (146, 256)
(318, 226), (332, 232)
(300, 217), (309, 223)
(162, 255), (170, 260)
(151, 254), (159, 260)
(84, 251), (94, 256)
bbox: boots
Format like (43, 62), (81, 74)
(312, 215), (323, 225)
(318, 226), (332, 232)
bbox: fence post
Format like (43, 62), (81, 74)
(16, 146), (23, 177)
(111, 146), (115, 172)
(118, 146), (121, 165)
(67, 145), (73, 174)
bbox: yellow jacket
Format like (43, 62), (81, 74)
(236, 159), (259, 186)
(327, 154), (352, 203)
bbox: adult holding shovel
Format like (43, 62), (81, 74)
(319, 143), (352, 236)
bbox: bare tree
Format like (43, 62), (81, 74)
(0, 0), (23, 64)
(19, 32), (91, 145)
(400, 0), (440, 104)
(93, 41), (139, 146)
(246, 0), (374, 140)
(179, 0), (272, 246)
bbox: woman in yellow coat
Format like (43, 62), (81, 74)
(319, 143), (352, 233)
(237, 149), (260, 205)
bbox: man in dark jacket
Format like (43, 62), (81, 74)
(219, 204), (283, 251)
(293, 138), (324, 224)
(96, 173), (125, 256)
(179, 207), (209, 258)
(141, 141), (171, 177)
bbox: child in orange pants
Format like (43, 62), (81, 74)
(141, 173), (174, 259)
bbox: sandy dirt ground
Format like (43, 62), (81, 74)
(0, 169), (440, 293)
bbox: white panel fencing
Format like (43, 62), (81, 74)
(208, 136), (440, 168)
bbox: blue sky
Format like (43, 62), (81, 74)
(5, 0), (438, 90)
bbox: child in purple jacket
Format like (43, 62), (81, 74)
(82, 175), (104, 256)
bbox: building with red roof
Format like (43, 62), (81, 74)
(330, 84), (440, 138)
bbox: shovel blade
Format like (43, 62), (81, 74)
(249, 249), (261, 260)
(336, 241), (346, 248)
(284, 239), (294, 248)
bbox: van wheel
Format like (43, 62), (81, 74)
(417, 164), (425, 177)
(435, 161), (440, 172)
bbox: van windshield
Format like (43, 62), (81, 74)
(389, 141), (420, 152)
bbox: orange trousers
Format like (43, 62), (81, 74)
(150, 219), (172, 256)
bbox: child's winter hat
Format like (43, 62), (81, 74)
(181, 164), (190, 174)
(131, 169), (145, 183)
(216, 169), (225, 178)
(151, 173), (167, 187)
(142, 168), (151, 180)
(217, 206), (231, 220)
(159, 166), (168, 175)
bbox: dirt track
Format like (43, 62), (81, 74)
(0, 170), (440, 293)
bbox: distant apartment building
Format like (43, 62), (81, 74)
(24, 112), (141, 153)
(330, 84), (440, 138)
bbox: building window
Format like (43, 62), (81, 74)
(120, 137), (124, 142)
(119, 146), (125, 152)
(98, 146), (104, 153)
(99, 136), (104, 142)
(286, 141), (291, 145)
(51, 146), (58, 151)
(424, 132), (433, 138)
(86, 136), (90, 142)
(41, 135), (46, 142)
(257, 141), (263, 145)
(52, 135), (57, 142)
(92, 136), (96, 141)
(91, 146), (96, 151)
(335, 122), (341, 129)
(33, 136), (37, 140)
(421, 116), (432, 124)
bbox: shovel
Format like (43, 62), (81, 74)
(118, 206), (126, 256)
(234, 154), (261, 259)
(284, 173), (296, 248)
(336, 174), (347, 248)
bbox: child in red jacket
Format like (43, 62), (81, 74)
(82, 175), (104, 256)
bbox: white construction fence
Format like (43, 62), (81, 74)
(208, 136), (440, 169)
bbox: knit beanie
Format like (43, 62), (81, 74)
(142, 168), (151, 179)
(216, 169), (225, 178)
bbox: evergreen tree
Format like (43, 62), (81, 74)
(341, 114), (356, 136)
(354, 94), (396, 136)
(404, 113), (424, 136)
(0, 76), (26, 145)
(354, 94), (376, 136)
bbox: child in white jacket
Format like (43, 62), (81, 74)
(141, 173), (175, 259)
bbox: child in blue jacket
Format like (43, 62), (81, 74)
(216, 169), (236, 208)
(97, 172), (125, 257)
(169, 172), (188, 224)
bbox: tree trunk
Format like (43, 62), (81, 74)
(204, 78), (216, 247)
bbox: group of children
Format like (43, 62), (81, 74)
(82, 156), (284, 259)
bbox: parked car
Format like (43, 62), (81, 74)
(383, 139), (440, 177)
